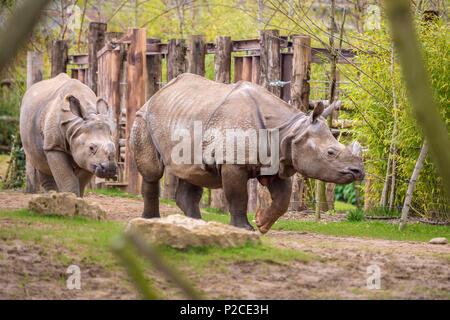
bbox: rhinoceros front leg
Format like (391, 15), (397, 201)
(221, 165), (254, 231)
(45, 151), (80, 196)
(78, 169), (94, 197)
(255, 176), (292, 234)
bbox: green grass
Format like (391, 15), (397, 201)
(0, 209), (309, 271)
(334, 200), (357, 211)
(86, 188), (141, 199)
(202, 211), (450, 243)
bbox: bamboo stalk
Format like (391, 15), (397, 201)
(399, 140), (428, 230)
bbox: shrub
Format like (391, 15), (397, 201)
(346, 209), (365, 222)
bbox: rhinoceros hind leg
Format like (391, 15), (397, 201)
(142, 179), (161, 218)
(175, 179), (202, 219)
(38, 170), (57, 192)
(221, 165), (254, 231)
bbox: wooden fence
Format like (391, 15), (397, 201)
(26, 22), (356, 210)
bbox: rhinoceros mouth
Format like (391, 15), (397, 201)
(338, 168), (364, 181)
(93, 164), (118, 179)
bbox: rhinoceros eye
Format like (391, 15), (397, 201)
(327, 148), (337, 157)
(89, 144), (98, 154)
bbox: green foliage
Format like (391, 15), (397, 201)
(335, 183), (356, 204)
(0, 83), (23, 149)
(343, 19), (450, 220)
(346, 209), (365, 222)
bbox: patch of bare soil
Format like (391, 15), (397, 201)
(0, 191), (449, 299)
(0, 240), (137, 299)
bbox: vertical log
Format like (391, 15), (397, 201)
(280, 53), (292, 102)
(241, 56), (252, 81)
(71, 69), (79, 79)
(233, 56), (243, 83)
(163, 39), (186, 200)
(25, 51), (43, 193)
(126, 28), (147, 194)
(187, 35), (205, 76)
(146, 39), (162, 99)
(97, 48), (121, 168)
(211, 36), (232, 212)
(214, 36), (231, 83)
(289, 35), (311, 211)
(87, 22), (107, 94)
(291, 35), (311, 112)
(27, 51), (43, 88)
(78, 68), (86, 84)
(257, 29), (281, 211)
(251, 56), (261, 84)
(259, 29), (281, 96)
(50, 40), (68, 77)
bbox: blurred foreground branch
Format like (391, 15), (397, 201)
(112, 232), (203, 300)
(0, 0), (50, 73)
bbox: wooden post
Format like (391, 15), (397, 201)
(234, 56), (243, 82)
(259, 29), (281, 96)
(167, 39), (186, 80)
(251, 56), (261, 84)
(87, 22), (107, 94)
(214, 36), (231, 83)
(211, 36), (232, 212)
(242, 56), (253, 81)
(27, 51), (43, 88)
(291, 35), (311, 112)
(163, 39), (186, 200)
(257, 29), (281, 211)
(97, 48), (121, 172)
(187, 35), (205, 76)
(289, 35), (311, 211)
(126, 28), (147, 194)
(25, 51), (43, 193)
(50, 40), (68, 77)
(146, 39), (162, 99)
(78, 68), (86, 84)
(71, 69), (79, 79)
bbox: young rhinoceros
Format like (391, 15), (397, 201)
(130, 73), (364, 233)
(20, 73), (117, 197)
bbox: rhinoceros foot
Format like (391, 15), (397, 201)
(255, 209), (283, 234)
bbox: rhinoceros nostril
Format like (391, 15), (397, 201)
(348, 167), (363, 178)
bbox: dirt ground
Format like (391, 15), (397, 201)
(0, 190), (449, 299)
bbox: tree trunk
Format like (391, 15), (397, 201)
(399, 140), (428, 230)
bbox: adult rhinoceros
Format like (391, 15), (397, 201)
(20, 73), (117, 197)
(131, 73), (364, 233)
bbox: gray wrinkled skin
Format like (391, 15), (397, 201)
(20, 73), (117, 197)
(131, 73), (364, 233)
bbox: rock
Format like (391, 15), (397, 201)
(126, 214), (260, 249)
(28, 192), (106, 220)
(429, 237), (448, 245)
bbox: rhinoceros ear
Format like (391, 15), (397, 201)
(63, 94), (84, 118)
(96, 98), (109, 116)
(311, 101), (324, 123)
